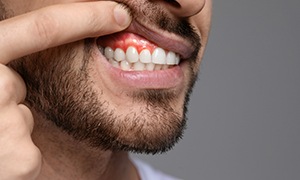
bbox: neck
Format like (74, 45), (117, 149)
(32, 112), (139, 180)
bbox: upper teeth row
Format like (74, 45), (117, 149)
(103, 46), (180, 65)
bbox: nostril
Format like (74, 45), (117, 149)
(164, 0), (181, 8)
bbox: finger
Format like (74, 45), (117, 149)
(0, 105), (41, 180)
(0, 64), (27, 105)
(18, 104), (34, 134)
(0, 1), (132, 64)
(0, 105), (33, 137)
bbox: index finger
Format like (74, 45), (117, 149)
(0, 1), (131, 64)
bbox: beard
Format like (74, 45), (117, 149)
(8, 1), (201, 154)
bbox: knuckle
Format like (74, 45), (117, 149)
(0, 67), (18, 105)
(0, 105), (32, 138)
(32, 9), (59, 48)
(0, 131), (41, 179)
(16, 146), (42, 179)
(85, 4), (108, 35)
(8, 144), (41, 179)
(18, 104), (34, 132)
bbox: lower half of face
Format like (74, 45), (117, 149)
(8, 1), (210, 154)
(11, 38), (197, 154)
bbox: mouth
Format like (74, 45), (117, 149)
(94, 21), (197, 89)
(97, 32), (180, 71)
(97, 21), (196, 71)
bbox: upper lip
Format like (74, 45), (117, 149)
(124, 20), (196, 59)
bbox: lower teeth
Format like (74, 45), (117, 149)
(109, 58), (172, 71)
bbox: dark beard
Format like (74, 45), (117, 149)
(9, 41), (194, 154)
(8, 0), (200, 154)
(0, 1), (6, 21)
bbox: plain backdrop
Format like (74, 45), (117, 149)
(132, 0), (300, 179)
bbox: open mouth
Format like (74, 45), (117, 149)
(93, 21), (196, 89)
(97, 32), (181, 71)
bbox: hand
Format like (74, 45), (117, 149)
(0, 2), (131, 179)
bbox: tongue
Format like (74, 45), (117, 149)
(97, 32), (159, 53)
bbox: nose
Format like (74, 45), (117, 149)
(163, 0), (206, 17)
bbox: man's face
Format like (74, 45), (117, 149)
(2, 0), (211, 153)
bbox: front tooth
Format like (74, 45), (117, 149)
(139, 49), (152, 63)
(114, 48), (125, 62)
(133, 61), (145, 71)
(120, 61), (131, 71)
(126, 46), (139, 63)
(152, 48), (166, 65)
(166, 51), (176, 65)
(104, 47), (114, 59)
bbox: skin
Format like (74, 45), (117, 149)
(0, 0), (212, 179)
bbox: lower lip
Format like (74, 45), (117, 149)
(93, 45), (185, 90)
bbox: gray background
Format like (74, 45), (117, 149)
(133, 0), (300, 179)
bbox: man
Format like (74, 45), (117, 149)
(0, 0), (211, 179)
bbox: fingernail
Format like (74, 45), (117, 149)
(114, 5), (132, 27)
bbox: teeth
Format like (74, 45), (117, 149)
(175, 54), (180, 64)
(109, 58), (119, 68)
(104, 47), (114, 59)
(162, 65), (169, 70)
(139, 49), (152, 63)
(154, 64), (163, 71)
(100, 46), (180, 71)
(114, 48), (125, 62)
(133, 61), (145, 71)
(126, 46), (139, 63)
(152, 48), (166, 65)
(146, 63), (155, 71)
(99, 46), (104, 54)
(166, 51), (176, 65)
(120, 60), (131, 71)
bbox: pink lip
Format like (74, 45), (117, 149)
(107, 62), (184, 89)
